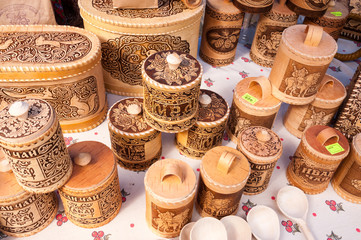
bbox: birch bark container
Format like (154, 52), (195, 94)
(144, 159), (197, 238)
(0, 99), (72, 193)
(233, 0), (274, 13)
(175, 90), (230, 159)
(108, 97), (162, 171)
(286, 0), (331, 17)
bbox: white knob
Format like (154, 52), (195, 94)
(199, 94), (212, 107)
(127, 104), (142, 116)
(9, 101), (30, 119)
(74, 152), (92, 166)
(166, 53), (182, 70)
(256, 129), (271, 142)
(0, 159), (12, 173)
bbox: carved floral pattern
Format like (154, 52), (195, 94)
(198, 90), (227, 122)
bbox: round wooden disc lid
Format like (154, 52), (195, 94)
(315, 75), (346, 102)
(0, 99), (54, 143)
(208, 0), (242, 15)
(62, 141), (115, 191)
(201, 146), (250, 188)
(233, 0), (274, 13)
(142, 50), (202, 87)
(144, 159), (196, 201)
(108, 98), (153, 134)
(198, 89), (229, 123)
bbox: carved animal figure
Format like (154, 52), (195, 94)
(154, 209), (190, 232)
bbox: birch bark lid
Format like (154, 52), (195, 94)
(197, 89), (229, 124)
(313, 74), (346, 107)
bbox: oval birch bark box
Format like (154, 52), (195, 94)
(268, 24), (337, 105)
(59, 141), (122, 228)
(226, 76), (281, 144)
(0, 25), (107, 133)
(108, 97), (162, 171)
(196, 146), (250, 219)
(284, 74), (346, 138)
(175, 89), (230, 159)
(79, 0), (204, 96)
(0, 99), (73, 193)
(287, 126), (350, 194)
(286, 0), (330, 17)
(144, 159), (197, 238)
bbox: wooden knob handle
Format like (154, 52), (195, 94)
(161, 163), (183, 184)
(0, 159), (12, 173)
(256, 129), (272, 142)
(248, 76), (272, 100)
(127, 104), (142, 116)
(166, 52), (182, 70)
(316, 128), (339, 146)
(199, 94), (212, 107)
(180, 0), (202, 9)
(9, 101), (29, 119)
(304, 25), (323, 47)
(74, 152), (92, 166)
(217, 151), (237, 174)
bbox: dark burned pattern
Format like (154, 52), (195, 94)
(340, 161), (361, 196)
(114, 148), (161, 171)
(263, 11), (298, 22)
(206, 27), (240, 53)
(199, 51), (234, 66)
(0, 76), (100, 121)
(245, 161), (277, 194)
(305, 0), (330, 9)
(0, 192), (57, 235)
(101, 35), (189, 86)
(0, 32), (91, 63)
(198, 90), (227, 122)
(254, 24), (283, 60)
(92, 0), (185, 18)
(205, 4), (243, 21)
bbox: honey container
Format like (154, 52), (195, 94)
(237, 126), (282, 195)
(332, 133), (361, 203)
(142, 50), (202, 133)
(176, 90), (230, 159)
(0, 99), (72, 193)
(79, 0), (204, 96)
(59, 141), (122, 228)
(144, 159), (197, 238)
(226, 76), (281, 143)
(269, 24), (337, 105)
(284, 74), (346, 138)
(108, 97), (162, 171)
(0, 25), (107, 133)
(287, 126), (350, 194)
(286, 0), (330, 17)
(196, 146), (250, 219)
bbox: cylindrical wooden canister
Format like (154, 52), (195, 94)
(175, 90), (230, 159)
(287, 126), (350, 194)
(233, 0), (274, 13)
(269, 24), (337, 105)
(144, 159), (197, 238)
(0, 160), (58, 237)
(196, 146), (250, 219)
(226, 76), (281, 144)
(237, 126), (283, 195)
(142, 50), (202, 133)
(0, 99), (73, 193)
(79, 0), (204, 96)
(250, 1), (298, 68)
(59, 141), (122, 228)
(199, 0), (244, 67)
(286, 0), (330, 17)
(108, 97), (162, 171)
(284, 74), (346, 138)
(332, 133), (361, 203)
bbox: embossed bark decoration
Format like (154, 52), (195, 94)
(198, 90), (227, 122)
(255, 24), (283, 60)
(298, 106), (335, 132)
(101, 35), (190, 86)
(186, 124), (226, 152)
(245, 162), (276, 194)
(206, 28), (240, 53)
(305, 0), (330, 9)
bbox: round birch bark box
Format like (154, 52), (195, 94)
(196, 146), (250, 219)
(233, 0), (274, 13)
(175, 89), (230, 159)
(287, 126), (350, 194)
(226, 76), (281, 144)
(284, 74), (346, 138)
(59, 141), (122, 228)
(286, 0), (330, 17)
(0, 99), (73, 193)
(144, 159), (197, 238)
(108, 97), (162, 171)
(142, 50), (202, 133)
(268, 24), (337, 105)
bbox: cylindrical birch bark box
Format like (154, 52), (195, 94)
(233, 0), (274, 13)
(199, 0), (244, 67)
(59, 141), (122, 228)
(284, 74), (346, 138)
(108, 97), (162, 171)
(226, 76), (281, 144)
(332, 133), (361, 203)
(0, 99), (73, 193)
(286, 0), (330, 17)
(196, 146), (250, 219)
(237, 126), (283, 195)
(144, 159), (197, 238)
(175, 90), (230, 159)
(269, 24), (337, 105)
(142, 50), (202, 133)
(250, 1), (298, 68)
(287, 126), (350, 194)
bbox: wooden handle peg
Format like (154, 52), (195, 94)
(166, 53), (182, 70)
(316, 128), (339, 146)
(127, 104), (142, 117)
(217, 151), (237, 174)
(256, 129), (272, 143)
(74, 152), (92, 166)
(9, 101), (30, 120)
(161, 163), (183, 184)
(248, 76), (272, 100)
(0, 159), (12, 173)
(304, 25), (323, 47)
(199, 94), (212, 107)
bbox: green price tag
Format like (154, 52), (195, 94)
(325, 143), (344, 155)
(242, 93), (258, 105)
(331, 11), (342, 17)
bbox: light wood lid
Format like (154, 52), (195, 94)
(145, 159), (196, 201)
(63, 141), (115, 191)
(198, 89), (229, 123)
(322, 2), (349, 20)
(315, 74), (346, 102)
(201, 146), (250, 188)
(207, 0), (242, 14)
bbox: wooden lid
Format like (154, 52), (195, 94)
(315, 74), (346, 102)
(207, 0), (242, 15)
(144, 159), (196, 201)
(108, 98), (154, 135)
(271, 1), (297, 16)
(201, 146), (250, 189)
(322, 2), (349, 21)
(238, 126), (282, 162)
(142, 50), (202, 88)
(197, 89), (229, 123)
(0, 99), (54, 143)
(62, 141), (115, 192)
(233, 0), (274, 13)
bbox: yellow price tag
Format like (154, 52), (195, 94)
(331, 11), (342, 17)
(325, 143), (344, 155)
(242, 93), (258, 105)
